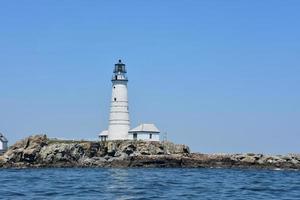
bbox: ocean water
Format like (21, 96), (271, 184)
(0, 168), (299, 200)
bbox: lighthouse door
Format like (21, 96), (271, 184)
(133, 133), (137, 141)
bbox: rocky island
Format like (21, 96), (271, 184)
(0, 135), (299, 170)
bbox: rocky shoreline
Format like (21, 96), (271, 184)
(0, 135), (299, 170)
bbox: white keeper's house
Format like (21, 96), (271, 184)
(128, 124), (160, 141)
(0, 133), (8, 154)
(99, 60), (160, 142)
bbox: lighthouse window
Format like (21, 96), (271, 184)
(114, 98), (117, 101)
(113, 86), (116, 89)
(150, 134), (152, 139)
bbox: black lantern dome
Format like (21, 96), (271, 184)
(112, 59), (128, 81)
(114, 59), (127, 74)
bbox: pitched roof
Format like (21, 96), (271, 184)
(129, 124), (160, 133)
(0, 133), (8, 142)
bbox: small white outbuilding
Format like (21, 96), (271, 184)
(99, 130), (108, 142)
(0, 133), (8, 154)
(128, 124), (160, 141)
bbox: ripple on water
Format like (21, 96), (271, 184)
(0, 168), (300, 200)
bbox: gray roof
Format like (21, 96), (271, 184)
(129, 124), (160, 133)
(0, 133), (8, 142)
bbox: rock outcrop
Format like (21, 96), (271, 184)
(181, 153), (300, 169)
(0, 135), (299, 170)
(0, 135), (189, 168)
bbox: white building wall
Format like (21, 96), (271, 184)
(0, 142), (3, 150)
(108, 80), (130, 140)
(128, 132), (160, 141)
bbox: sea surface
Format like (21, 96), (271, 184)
(0, 168), (299, 200)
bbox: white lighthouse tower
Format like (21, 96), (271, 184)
(99, 60), (160, 142)
(106, 60), (130, 140)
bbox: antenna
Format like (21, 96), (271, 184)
(162, 132), (168, 155)
(163, 132), (168, 143)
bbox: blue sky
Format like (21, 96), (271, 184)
(0, 1), (299, 154)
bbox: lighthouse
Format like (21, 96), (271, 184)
(106, 60), (130, 140)
(99, 60), (160, 142)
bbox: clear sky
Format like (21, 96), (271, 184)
(1, 1), (299, 154)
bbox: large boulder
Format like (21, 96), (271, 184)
(104, 140), (189, 157)
(163, 142), (190, 155)
(288, 154), (300, 161)
(3, 135), (48, 164)
(39, 143), (85, 164)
